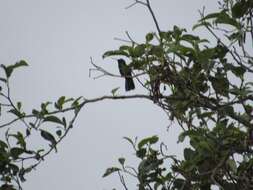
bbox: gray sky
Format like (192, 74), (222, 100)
(0, 1), (218, 189)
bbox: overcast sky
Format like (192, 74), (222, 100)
(0, 1), (218, 189)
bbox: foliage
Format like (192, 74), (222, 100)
(0, 61), (85, 189)
(101, 0), (253, 189)
(0, 0), (253, 189)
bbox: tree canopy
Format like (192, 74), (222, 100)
(0, 0), (253, 189)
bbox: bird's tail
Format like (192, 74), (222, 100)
(125, 77), (135, 91)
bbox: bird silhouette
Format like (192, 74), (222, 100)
(117, 59), (135, 91)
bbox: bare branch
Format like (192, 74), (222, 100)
(125, 2), (138, 9)
(145, 0), (161, 34)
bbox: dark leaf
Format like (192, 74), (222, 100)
(192, 21), (211, 30)
(150, 46), (164, 57)
(1, 61), (28, 78)
(215, 11), (240, 29)
(200, 12), (221, 21)
(17, 102), (22, 110)
(9, 164), (19, 175)
(136, 148), (147, 159)
(0, 140), (8, 149)
(0, 184), (16, 190)
(226, 159), (237, 173)
(146, 33), (154, 42)
(10, 147), (25, 159)
(133, 44), (145, 57)
(173, 178), (186, 189)
(102, 167), (120, 177)
(19, 167), (32, 182)
(184, 148), (195, 161)
(231, 66), (246, 77)
(138, 135), (159, 149)
(9, 132), (26, 149)
(55, 96), (65, 110)
(209, 76), (229, 96)
(8, 109), (23, 118)
(118, 157), (125, 166)
(123, 137), (135, 147)
(56, 130), (62, 137)
(43, 116), (63, 125)
(40, 130), (57, 146)
(103, 50), (129, 58)
(14, 60), (28, 68)
(111, 87), (120, 96)
(232, 1), (249, 18)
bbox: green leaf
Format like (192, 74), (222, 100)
(232, 1), (249, 18)
(56, 130), (62, 137)
(102, 167), (120, 177)
(19, 167), (33, 182)
(150, 45), (164, 57)
(118, 157), (125, 166)
(62, 117), (67, 128)
(136, 148), (146, 159)
(103, 50), (129, 58)
(43, 116), (63, 125)
(10, 147), (25, 159)
(26, 128), (31, 137)
(14, 60), (28, 67)
(173, 178), (186, 189)
(119, 45), (130, 51)
(8, 109), (23, 118)
(146, 33), (154, 42)
(138, 135), (159, 149)
(40, 130), (57, 145)
(215, 11), (240, 29)
(198, 140), (212, 153)
(32, 109), (40, 116)
(199, 112), (215, 120)
(71, 96), (83, 108)
(41, 102), (51, 114)
(123, 137), (135, 147)
(1, 65), (12, 78)
(0, 140), (8, 149)
(209, 76), (229, 97)
(223, 106), (235, 115)
(133, 44), (145, 57)
(199, 10), (240, 29)
(181, 34), (200, 42)
(227, 159), (237, 173)
(184, 148), (195, 161)
(17, 102), (22, 110)
(192, 21), (211, 30)
(178, 132), (186, 143)
(9, 132), (26, 149)
(55, 96), (65, 110)
(9, 164), (19, 175)
(0, 184), (16, 190)
(200, 12), (221, 21)
(111, 87), (120, 96)
(1, 60), (28, 78)
(231, 66), (246, 77)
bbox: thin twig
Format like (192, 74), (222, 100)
(114, 37), (133, 44)
(125, 2), (138, 10)
(146, 0), (161, 34)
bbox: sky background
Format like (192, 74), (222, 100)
(0, 1), (218, 189)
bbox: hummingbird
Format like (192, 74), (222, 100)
(117, 59), (135, 91)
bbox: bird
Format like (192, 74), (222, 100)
(117, 59), (135, 91)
